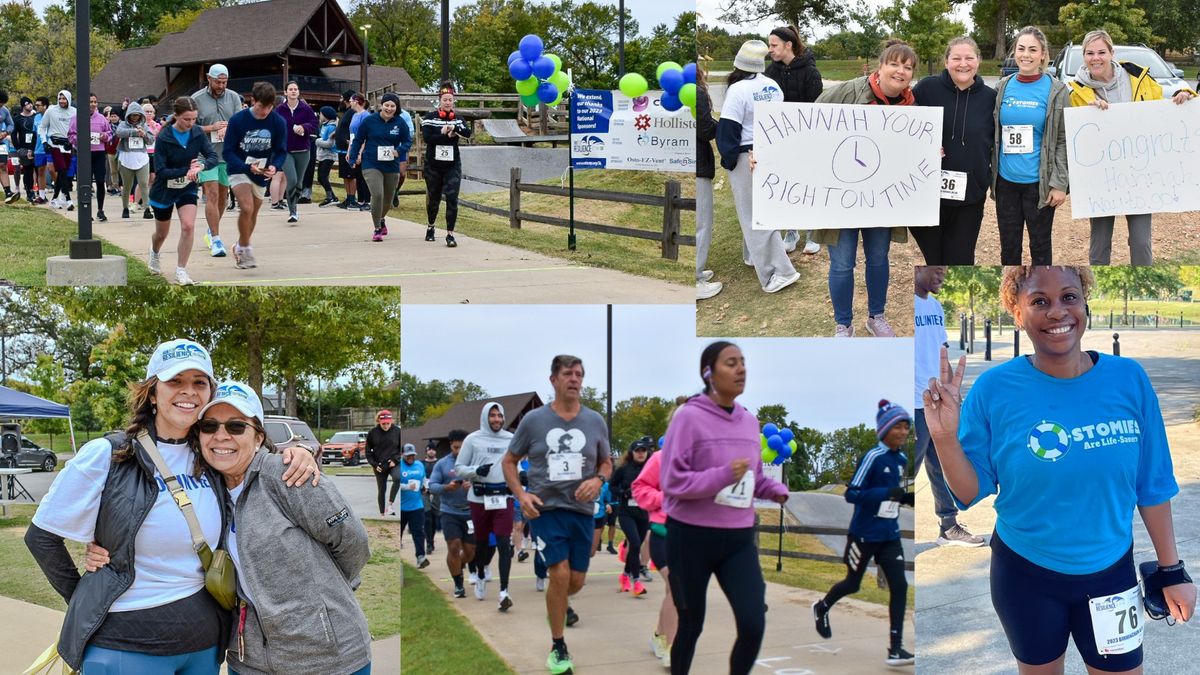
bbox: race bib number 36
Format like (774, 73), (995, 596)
(1089, 585), (1143, 655)
(940, 170), (967, 201)
(1002, 125), (1034, 154)
(549, 454), (583, 481)
(714, 472), (754, 509)
(435, 145), (454, 162)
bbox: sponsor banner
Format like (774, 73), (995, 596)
(570, 88), (695, 173)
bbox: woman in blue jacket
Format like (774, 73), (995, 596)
(149, 97), (219, 285)
(348, 93), (411, 243)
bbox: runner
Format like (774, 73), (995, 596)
(502, 355), (613, 675)
(422, 85), (472, 247)
(611, 436), (653, 595)
(0, 90), (13, 202)
(142, 102), (161, 215)
(812, 400), (915, 667)
(333, 91), (361, 210)
(456, 402), (517, 611)
(423, 444), (441, 554)
(193, 64), (241, 257)
(601, 452), (619, 554)
(347, 92), (412, 242)
(660, 341), (790, 675)
(146, 97), (217, 285)
(115, 102), (153, 220)
(272, 81), (318, 223)
(346, 94), (372, 211)
(365, 409), (402, 516)
(314, 106), (339, 205)
(103, 107), (121, 198)
(632, 433), (679, 670)
(38, 90), (76, 210)
(590, 475), (613, 557)
(398, 445), (430, 568)
(33, 96), (52, 204)
(429, 429), (477, 597)
(222, 81), (287, 270)
(926, 265), (1195, 673)
(10, 97), (38, 204)
(68, 94), (113, 221)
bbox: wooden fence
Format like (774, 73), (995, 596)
(756, 518), (916, 572)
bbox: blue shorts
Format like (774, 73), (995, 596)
(34, 152), (47, 167)
(83, 644), (219, 674)
(991, 532), (1142, 671)
(233, 664), (369, 675)
(530, 508), (593, 573)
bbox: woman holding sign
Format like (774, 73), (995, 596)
(813, 40), (918, 337)
(1068, 29), (1197, 265)
(348, 92), (412, 243)
(661, 341), (789, 675)
(924, 265), (1195, 674)
(991, 26), (1070, 265)
(913, 37), (997, 264)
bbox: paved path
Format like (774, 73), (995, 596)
(784, 491), (915, 584)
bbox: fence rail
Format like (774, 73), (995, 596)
(755, 522), (916, 572)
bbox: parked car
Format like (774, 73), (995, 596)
(321, 431), (368, 466)
(263, 415), (321, 461)
(1048, 43), (1190, 97)
(0, 423), (58, 472)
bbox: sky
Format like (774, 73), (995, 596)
(401, 305), (914, 432)
(696, 0), (974, 41)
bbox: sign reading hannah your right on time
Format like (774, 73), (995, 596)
(751, 102), (942, 229)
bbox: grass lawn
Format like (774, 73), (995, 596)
(401, 561), (516, 674)
(1087, 298), (1200, 326)
(0, 204), (160, 286)
(707, 59), (1005, 81)
(393, 170), (694, 285)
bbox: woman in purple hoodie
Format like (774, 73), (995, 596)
(271, 82), (318, 222)
(67, 93), (113, 221)
(661, 340), (789, 675)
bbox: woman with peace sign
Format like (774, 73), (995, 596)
(924, 265), (1194, 674)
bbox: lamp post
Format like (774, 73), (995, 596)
(440, 0), (450, 85)
(360, 24), (371, 96)
(72, 0), (98, 260)
(618, 0), (625, 77)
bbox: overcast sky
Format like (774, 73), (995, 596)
(401, 305), (914, 432)
(697, 0), (974, 40)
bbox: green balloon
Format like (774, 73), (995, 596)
(762, 447), (778, 464)
(618, 72), (649, 98)
(550, 71), (571, 92)
(515, 76), (539, 96)
(546, 53), (562, 76)
(656, 61), (683, 80)
(520, 92), (541, 107)
(550, 91), (563, 107)
(678, 83), (697, 108)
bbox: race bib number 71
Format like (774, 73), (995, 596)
(714, 471), (754, 509)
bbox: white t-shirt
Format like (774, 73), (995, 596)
(914, 293), (948, 409)
(32, 438), (222, 612)
(225, 482), (254, 606)
(719, 74), (783, 146)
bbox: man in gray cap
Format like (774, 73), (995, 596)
(398, 443), (430, 568)
(192, 64), (242, 258)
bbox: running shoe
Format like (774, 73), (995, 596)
(425, 226), (435, 242)
(417, 555), (430, 569)
(372, 227), (383, 243)
(697, 279), (723, 300)
(66, 199), (75, 211)
(606, 543), (618, 555)
(484, 567), (493, 582)
(782, 229), (799, 253)
(885, 647), (915, 666)
(546, 644), (573, 675)
(335, 198), (355, 210)
(650, 633), (668, 659)
(518, 550), (530, 563)
(763, 271), (800, 293)
(618, 573), (632, 593)
(271, 201), (286, 211)
(475, 576), (487, 600)
(4, 191), (20, 204)
(97, 210), (107, 222)
(802, 240), (821, 255)
(640, 567), (653, 583)
(865, 315), (896, 338)
(834, 324), (855, 338)
(631, 580), (647, 596)
(148, 249), (161, 274)
(142, 207), (152, 219)
(379, 220), (388, 236)
(319, 196), (338, 207)
(358, 201), (371, 211)
(700, 269), (714, 281)
(226, 200), (236, 212)
(535, 577), (546, 592)
(287, 211), (298, 224)
(937, 524), (985, 547)
(498, 590), (513, 612)
(299, 190), (312, 204)
(174, 268), (194, 286)
(565, 606), (579, 627)
(812, 599), (832, 639)
(210, 237), (227, 258)
(122, 207), (129, 219)
(445, 234), (457, 247)
(50, 197), (62, 209)
(233, 245), (257, 270)
(453, 586), (466, 598)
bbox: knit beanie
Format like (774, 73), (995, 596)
(319, 105), (336, 121)
(733, 40), (768, 73)
(875, 399), (911, 441)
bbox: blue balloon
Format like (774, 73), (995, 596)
(767, 434), (784, 451)
(779, 428), (794, 444)
(509, 58), (534, 81)
(777, 443), (793, 459)
(658, 436), (665, 448)
(537, 81), (559, 104)
(682, 63), (697, 85)
(532, 55), (556, 80)
(762, 423), (779, 438)
(519, 34), (544, 61)
(508, 50), (523, 65)
(660, 68), (685, 95)
(772, 455), (786, 465)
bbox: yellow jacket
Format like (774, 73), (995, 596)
(1068, 61), (1189, 106)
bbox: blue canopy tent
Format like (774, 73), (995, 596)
(0, 385), (76, 452)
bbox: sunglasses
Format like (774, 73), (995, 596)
(198, 418), (255, 436)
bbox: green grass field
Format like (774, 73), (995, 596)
(401, 560), (516, 673)
(707, 58), (1005, 81)
(1087, 298), (1200, 325)
(0, 204), (159, 286)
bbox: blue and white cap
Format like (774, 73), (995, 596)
(199, 380), (265, 426)
(146, 339), (215, 382)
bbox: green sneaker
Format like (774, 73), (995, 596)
(547, 644), (574, 674)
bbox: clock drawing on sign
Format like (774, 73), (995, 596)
(831, 135), (881, 184)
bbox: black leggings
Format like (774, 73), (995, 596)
(84, 150), (107, 211)
(822, 536), (908, 647)
(618, 511), (649, 577)
(910, 199), (985, 265)
(317, 159), (336, 199)
(666, 519), (765, 675)
(375, 464), (401, 514)
(995, 176), (1055, 265)
(425, 162), (462, 231)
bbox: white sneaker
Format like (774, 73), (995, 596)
(865, 315), (896, 338)
(475, 576), (487, 600)
(535, 577), (546, 592)
(763, 271), (800, 294)
(782, 230), (800, 253)
(468, 572), (479, 587)
(697, 279), (723, 300)
(802, 240), (821, 255)
(174, 268), (194, 285)
(209, 235), (227, 258)
(50, 197), (62, 209)
(834, 324), (855, 338)
(64, 199), (74, 211)
(700, 270), (714, 282)
(148, 249), (161, 274)
(233, 245), (257, 269)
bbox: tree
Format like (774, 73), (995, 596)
(1094, 266), (1182, 321)
(148, 0), (222, 46)
(579, 386), (606, 416)
(755, 404), (789, 427)
(0, 8), (122, 106)
(392, 372), (487, 427)
(1140, 0), (1200, 54)
(610, 395), (675, 454)
(1059, 0), (1156, 46)
(22, 354), (68, 438)
(717, 0), (847, 37)
(940, 266), (1002, 320)
(66, 0), (206, 46)
(0, 1), (40, 90)
(448, 0), (561, 93)
(349, 0), (441, 88)
(817, 423), (878, 484)
(879, 0), (968, 76)
(623, 12), (696, 83)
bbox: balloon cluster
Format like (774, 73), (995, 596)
(617, 61), (699, 118)
(760, 423), (795, 466)
(508, 34), (571, 108)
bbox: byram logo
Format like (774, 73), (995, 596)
(217, 384), (253, 402)
(161, 343), (207, 362)
(1028, 420), (1070, 462)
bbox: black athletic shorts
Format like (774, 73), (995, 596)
(151, 193), (199, 222)
(441, 512), (470, 542)
(337, 153), (359, 180)
(648, 530), (668, 570)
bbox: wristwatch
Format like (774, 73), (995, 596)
(596, 474), (607, 484)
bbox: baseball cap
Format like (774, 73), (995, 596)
(199, 381), (265, 425)
(402, 444), (417, 456)
(146, 339), (215, 382)
(207, 64), (229, 79)
(378, 409), (394, 421)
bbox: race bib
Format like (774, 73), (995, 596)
(1089, 585), (1143, 655)
(940, 170), (967, 201)
(128, 137), (144, 150)
(484, 494), (507, 511)
(167, 176), (190, 189)
(249, 158), (267, 170)
(348, 133), (355, 147)
(377, 145), (396, 161)
(627, 498), (639, 508)
(466, 519), (475, 535)
(877, 500), (900, 519)
(90, 131), (100, 146)
(714, 471), (754, 509)
(0, 145), (6, 155)
(24, 133), (33, 144)
(435, 145), (454, 162)
(548, 453), (583, 481)
(210, 128), (225, 143)
(1002, 125), (1034, 154)
(593, 501), (600, 516)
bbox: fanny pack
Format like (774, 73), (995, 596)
(649, 522), (667, 538)
(1140, 560), (1192, 624)
(137, 432), (238, 611)
(472, 483), (510, 497)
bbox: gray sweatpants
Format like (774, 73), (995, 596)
(728, 153), (796, 289)
(363, 168), (400, 227)
(283, 150), (310, 213)
(1089, 214), (1152, 265)
(118, 163), (150, 208)
(696, 176), (713, 282)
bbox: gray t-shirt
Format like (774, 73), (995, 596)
(191, 87), (242, 158)
(508, 404), (610, 516)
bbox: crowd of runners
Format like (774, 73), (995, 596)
(0, 65), (471, 282)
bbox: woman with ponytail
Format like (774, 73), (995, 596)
(422, 84), (472, 247)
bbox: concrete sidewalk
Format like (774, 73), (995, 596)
(409, 534), (916, 674)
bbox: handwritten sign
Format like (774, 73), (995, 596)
(1064, 100), (1200, 218)
(752, 102), (941, 229)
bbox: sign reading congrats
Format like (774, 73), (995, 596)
(752, 102), (942, 229)
(570, 89), (695, 173)
(1064, 100), (1200, 218)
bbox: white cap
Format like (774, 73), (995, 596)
(199, 381), (265, 426)
(207, 64), (229, 79)
(146, 339), (215, 382)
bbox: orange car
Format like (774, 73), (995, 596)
(320, 430), (368, 466)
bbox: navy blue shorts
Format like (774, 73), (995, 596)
(990, 532), (1142, 671)
(530, 508), (593, 573)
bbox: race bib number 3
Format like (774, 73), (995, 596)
(877, 500), (900, 519)
(435, 145), (454, 162)
(1002, 125), (1034, 154)
(1089, 585), (1143, 655)
(483, 494), (507, 511)
(548, 454), (583, 481)
(377, 145), (396, 161)
(940, 170), (967, 201)
(714, 471), (754, 509)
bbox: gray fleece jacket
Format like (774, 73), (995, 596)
(990, 74), (1071, 207)
(115, 103), (152, 160)
(223, 450), (371, 675)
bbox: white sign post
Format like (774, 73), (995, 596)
(752, 102), (942, 230)
(1064, 100), (1200, 218)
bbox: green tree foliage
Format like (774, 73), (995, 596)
(697, 23), (767, 61)
(393, 371), (488, 428)
(1093, 266), (1183, 320)
(148, 0), (222, 46)
(716, 0), (847, 36)
(755, 403), (789, 427)
(611, 395), (675, 456)
(878, 0), (968, 76)
(349, 0), (441, 88)
(579, 386), (607, 416)
(448, 0), (562, 93)
(67, 0), (206, 46)
(816, 423), (881, 484)
(1139, 0), (1200, 55)
(940, 266), (1003, 319)
(22, 354), (68, 436)
(1059, 0), (1156, 46)
(0, 1), (41, 90)
(622, 12), (696, 81)
(0, 6), (122, 98)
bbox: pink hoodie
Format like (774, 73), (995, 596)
(660, 394), (788, 528)
(631, 450), (667, 525)
(68, 110), (111, 152)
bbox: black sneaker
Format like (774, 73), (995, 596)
(565, 605), (579, 627)
(358, 201), (372, 211)
(937, 524), (985, 548)
(143, 207), (153, 219)
(606, 544), (618, 555)
(319, 196), (338, 207)
(4, 191), (19, 204)
(446, 234), (457, 247)
(122, 208), (129, 219)
(518, 550), (530, 563)
(885, 647), (914, 666)
(271, 201), (286, 211)
(425, 226), (435, 242)
(336, 198), (353, 210)
(453, 586), (466, 598)
(97, 210), (107, 222)
(298, 196), (312, 204)
(812, 600), (832, 639)
(227, 200), (236, 212)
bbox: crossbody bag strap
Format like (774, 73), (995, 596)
(136, 432), (212, 567)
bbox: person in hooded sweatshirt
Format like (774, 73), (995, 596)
(913, 36), (997, 265)
(660, 341), (789, 675)
(68, 93), (113, 220)
(455, 401), (517, 612)
(116, 101), (154, 220)
(38, 89), (76, 209)
(812, 400), (915, 668)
